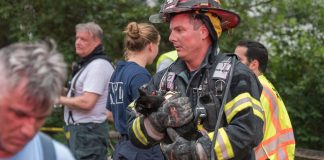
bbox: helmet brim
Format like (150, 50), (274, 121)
(149, 8), (240, 31)
(209, 8), (240, 31)
(149, 7), (192, 24)
(149, 14), (163, 24)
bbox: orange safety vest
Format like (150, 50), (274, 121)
(255, 75), (295, 160)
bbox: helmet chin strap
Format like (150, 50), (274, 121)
(194, 12), (219, 58)
(194, 12), (218, 43)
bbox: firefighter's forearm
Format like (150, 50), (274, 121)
(129, 117), (163, 148)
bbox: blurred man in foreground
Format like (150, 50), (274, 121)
(0, 40), (75, 160)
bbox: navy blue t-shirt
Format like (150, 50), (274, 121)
(107, 60), (151, 134)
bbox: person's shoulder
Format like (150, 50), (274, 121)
(229, 55), (253, 76)
(113, 61), (150, 81)
(214, 54), (250, 74)
(85, 59), (114, 76)
(156, 66), (168, 74)
(216, 53), (257, 83)
(258, 75), (276, 89)
(89, 58), (114, 68)
(52, 140), (75, 160)
(126, 62), (149, 74)
(235, 61), (252, 73)
(151, 68), (167, 82)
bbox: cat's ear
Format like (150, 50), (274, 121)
(138, 84), (149, 96)
(139, 88), (146, 96)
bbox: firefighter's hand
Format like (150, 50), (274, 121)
(161, 128), (197, 160)
(148, 95), (193, 133)
(196, 134), (212, 160)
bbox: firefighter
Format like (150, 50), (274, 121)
(235, 40), (295, 160)
(128, 0), (264, 159)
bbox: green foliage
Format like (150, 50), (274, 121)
(0, 0), (323, 150)
(43, 107), (65, 143)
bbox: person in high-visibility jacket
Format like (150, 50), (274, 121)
(235, 40), (295, 160)
(156, 50), (178, 72)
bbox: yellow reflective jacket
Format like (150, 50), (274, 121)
(156, 50), (178, 66)
(255, 75), (295, 160)
(156, 50), (178, 71)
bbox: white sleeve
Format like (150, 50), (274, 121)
(83, 59), (114, 95)
(53, 141), (75, 160)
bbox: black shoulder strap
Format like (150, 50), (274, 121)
(39, 132), (56, 160)
(210, 54), (236, 160)
(86, 55), (112, 66)
(88, 54), (115, 69)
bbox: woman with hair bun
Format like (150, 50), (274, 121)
(107, 22), (164, 160)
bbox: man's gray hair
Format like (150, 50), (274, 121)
(0, 40), (67, 109)
(76, 22), (103, 42)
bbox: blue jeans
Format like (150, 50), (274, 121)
(64, 122), (109, 160)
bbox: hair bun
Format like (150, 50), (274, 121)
(126, 22), (140, 39)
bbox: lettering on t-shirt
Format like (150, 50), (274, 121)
(109, 82), (124, 104)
